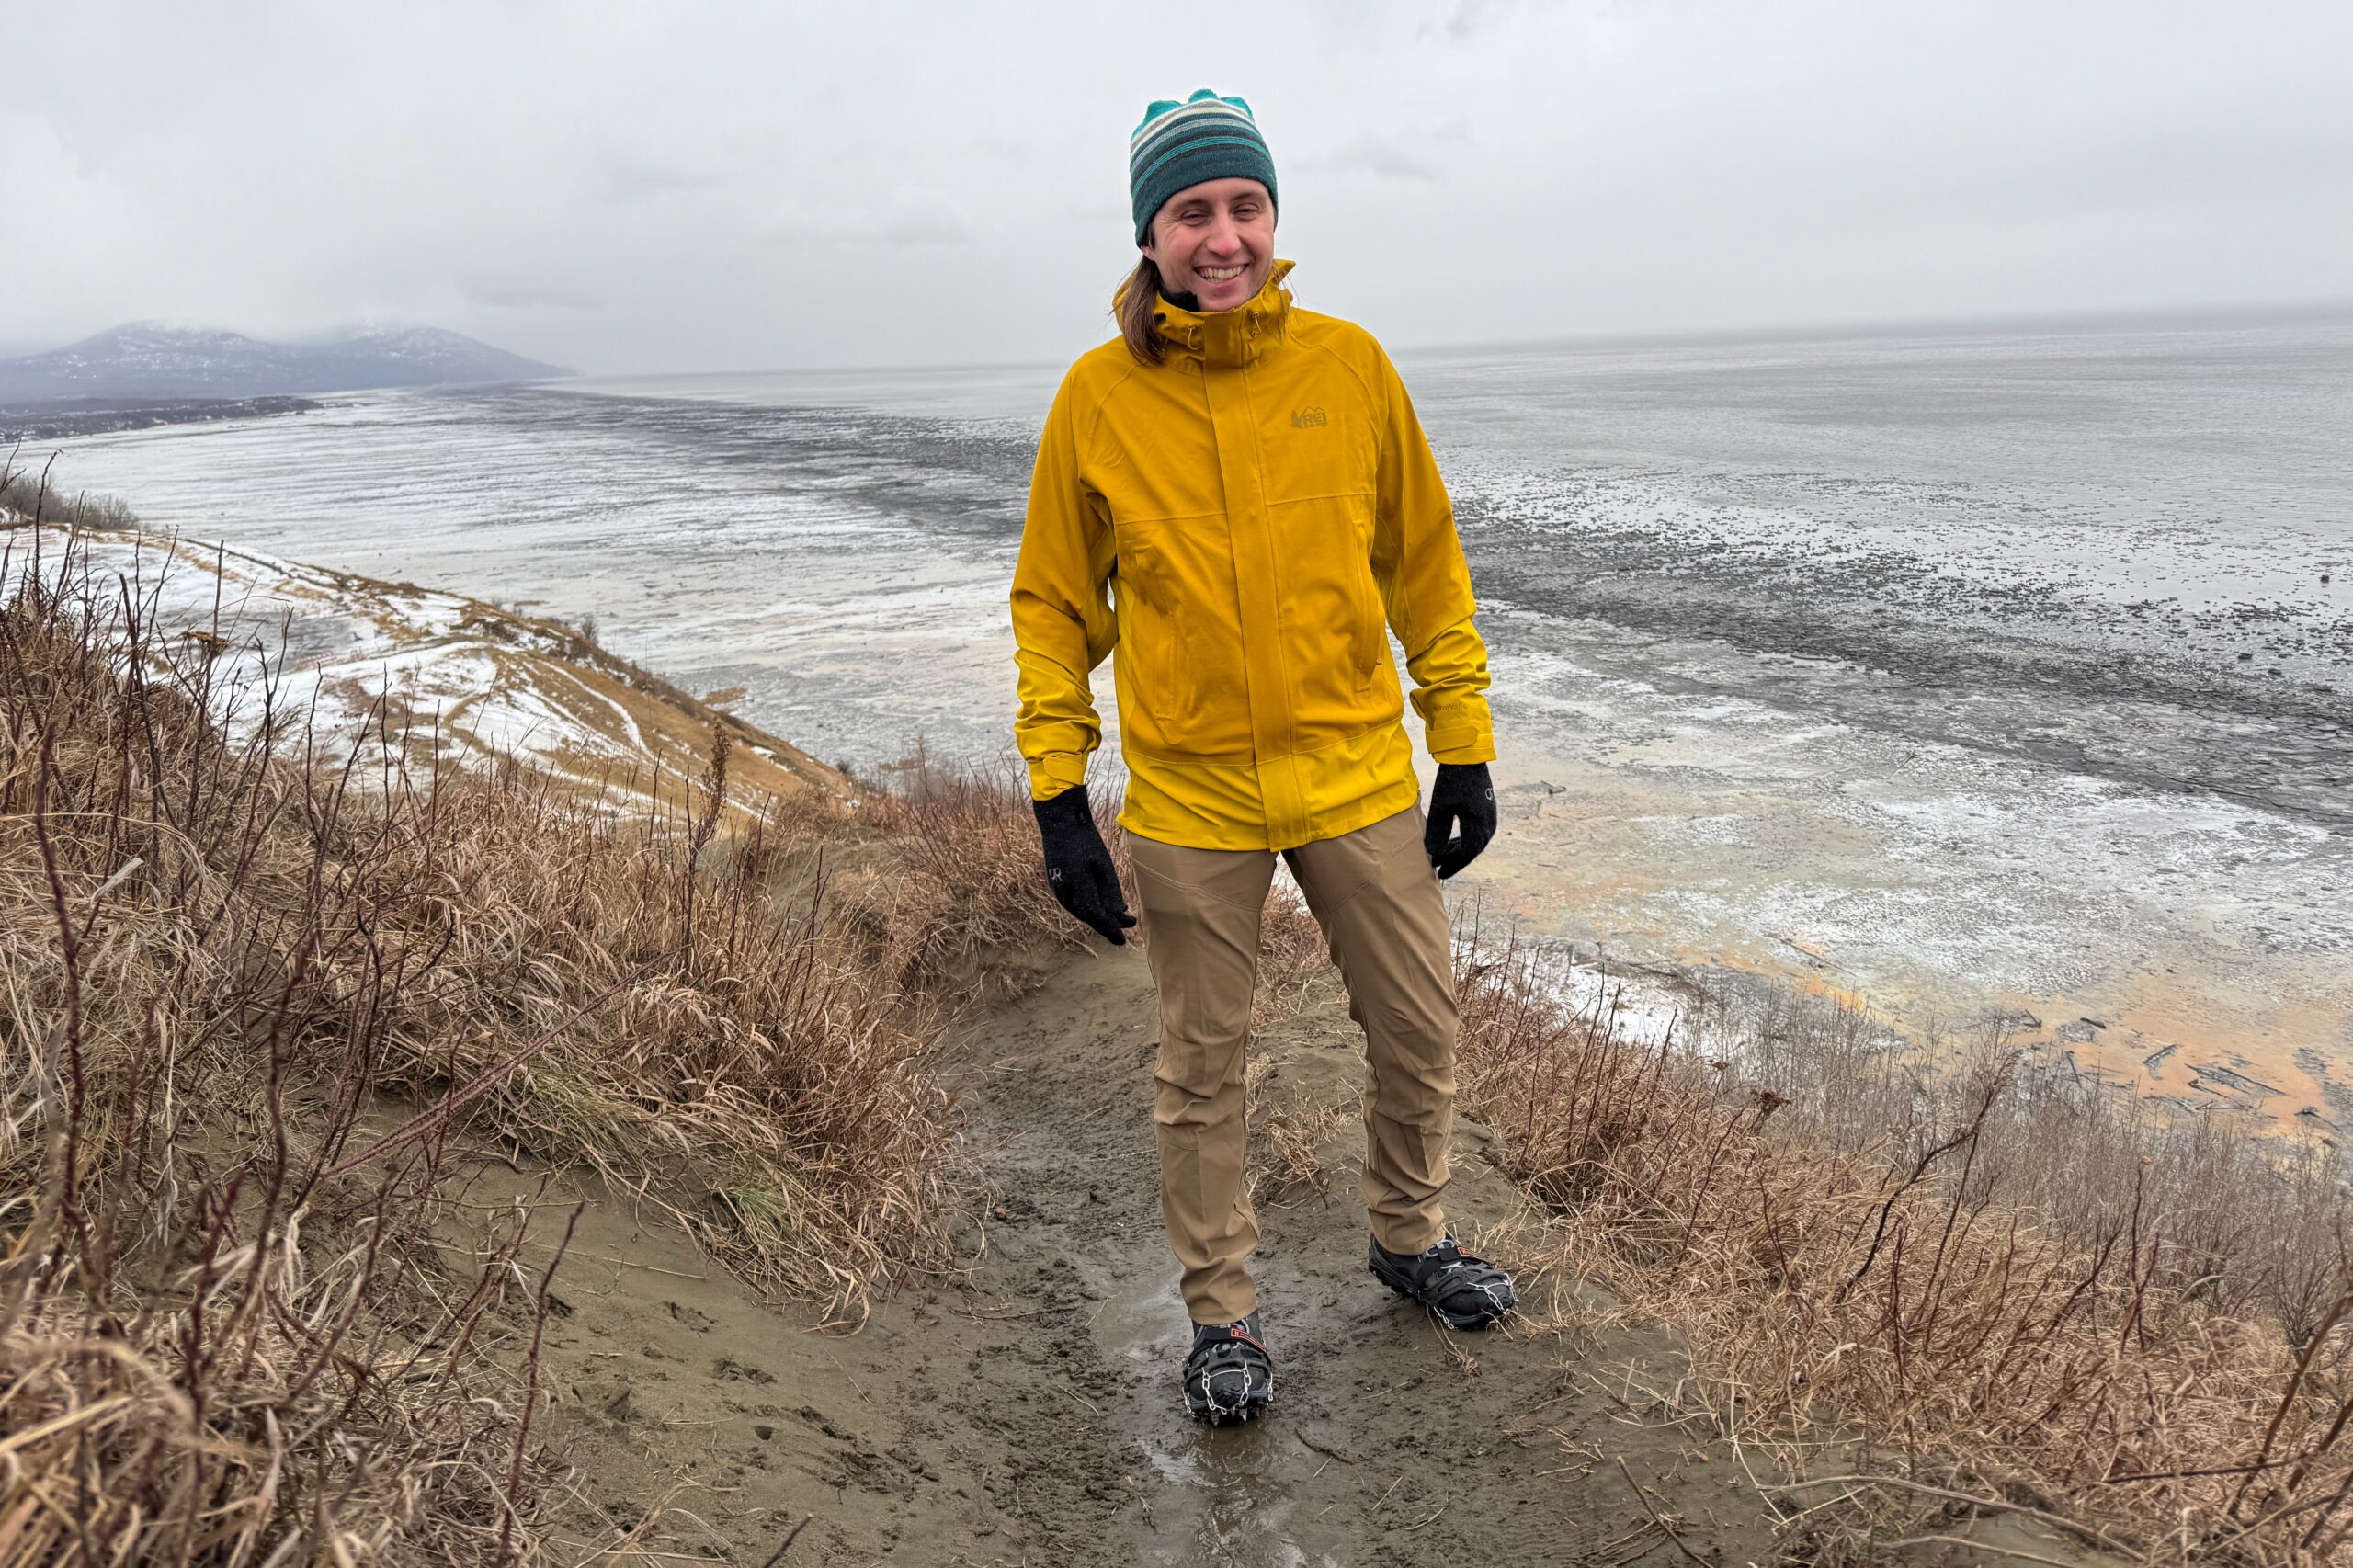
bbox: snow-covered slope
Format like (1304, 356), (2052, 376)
(0, 523), (842, 809)
(0, 323), (569, 401)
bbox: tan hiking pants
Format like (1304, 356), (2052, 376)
(1127, 805), (1458, 1324)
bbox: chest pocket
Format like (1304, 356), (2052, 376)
(1089, 392), (1224, 526)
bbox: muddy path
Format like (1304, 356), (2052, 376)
(513, 946), (1784, 1565)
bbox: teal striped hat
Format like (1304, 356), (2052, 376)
(1130, 89), (1278, 245)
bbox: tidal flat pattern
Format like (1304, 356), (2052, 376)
(43, 311), (2353, 1117)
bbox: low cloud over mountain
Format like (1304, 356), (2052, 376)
(0, 324), (568, 403)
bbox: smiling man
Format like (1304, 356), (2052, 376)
(1008, 89), (1514, 1426)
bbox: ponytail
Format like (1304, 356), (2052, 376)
(1115, 256), (1168, 367)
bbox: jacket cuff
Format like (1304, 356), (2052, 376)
(1027, 750), (1093, 801)
(1425, 725), (1495, 766)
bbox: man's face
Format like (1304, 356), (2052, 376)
(1142, 178), (1276, 313)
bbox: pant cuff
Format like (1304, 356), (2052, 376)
(1370, 1213), (1445, 1256)
(1186, 1280), (1258, 1325)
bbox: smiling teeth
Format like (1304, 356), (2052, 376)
(1199, 267), (1243, 279)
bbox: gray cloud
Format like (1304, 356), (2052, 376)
(1425, 0), (1521, 44)
(1293, 120), (1472, 183)
(600, 157), (716, 204)
(460, 277), (599, 312)
(3, 1), (2347, 373)
(764, 187), (977, 248)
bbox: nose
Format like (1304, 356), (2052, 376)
(1202, 210), (1245, 258)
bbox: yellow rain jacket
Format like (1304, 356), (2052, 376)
(1010, 260), (1495, 851)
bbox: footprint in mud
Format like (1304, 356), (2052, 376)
(711, 1354), (777, 1383)
(1131, 1427), (1335, 1567)
(665, 1299), (717, 1330)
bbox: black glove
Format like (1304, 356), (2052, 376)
(1032, 785), (1137, 946)
(1424, 762), (1496, 880)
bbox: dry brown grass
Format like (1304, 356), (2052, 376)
(3, 518), (573, 1562)
(1245, 1071), (1347, 1210)
(0, 504), (1074, 1562)
(850, 743), (1104, 1005)
(1450, 915), (2353, 1564)
(1249, 874), (1337, 1032)
(1241, 876), (1349, 1207)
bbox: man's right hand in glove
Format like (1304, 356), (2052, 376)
(1031, 784), (1137, 946)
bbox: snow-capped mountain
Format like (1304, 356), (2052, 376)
(0, 324), (569, 401)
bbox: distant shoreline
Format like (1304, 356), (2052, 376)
(1, 393), (322, 442)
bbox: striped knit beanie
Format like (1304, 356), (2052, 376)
(1130, 89), (1278, 245)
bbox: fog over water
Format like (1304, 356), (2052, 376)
(43, 310), (2353, 1116)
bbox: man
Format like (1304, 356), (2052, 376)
(1009, 89), (1514, 1426)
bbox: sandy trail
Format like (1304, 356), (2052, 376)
(514, 946), (1782, 1566)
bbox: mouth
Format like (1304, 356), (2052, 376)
(1195, 265), (1248, 284)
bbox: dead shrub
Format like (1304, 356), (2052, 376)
(2, 520), (566, 1562)
(1451, 917), (2353, 1562)
(854, 744), (1104, 1000)
(0, 508), (1040, 1559)
(1244, 1057), (1345, 1210)
(0, 460), (138, 533)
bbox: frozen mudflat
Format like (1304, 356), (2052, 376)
(37, 309), (2353, 1125)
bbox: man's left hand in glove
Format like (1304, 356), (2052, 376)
(1424, 761), (1496, 880)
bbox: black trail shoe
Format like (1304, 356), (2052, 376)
(1369, 1233), (1517, 1330)
(1182, 1312), (1275, 1425)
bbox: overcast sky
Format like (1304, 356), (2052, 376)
(6, 1), (2350, 373)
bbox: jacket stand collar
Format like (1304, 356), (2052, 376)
(1153, 259), (1297, 369)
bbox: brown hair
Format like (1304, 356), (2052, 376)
(1115, 256), (1169, 367)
